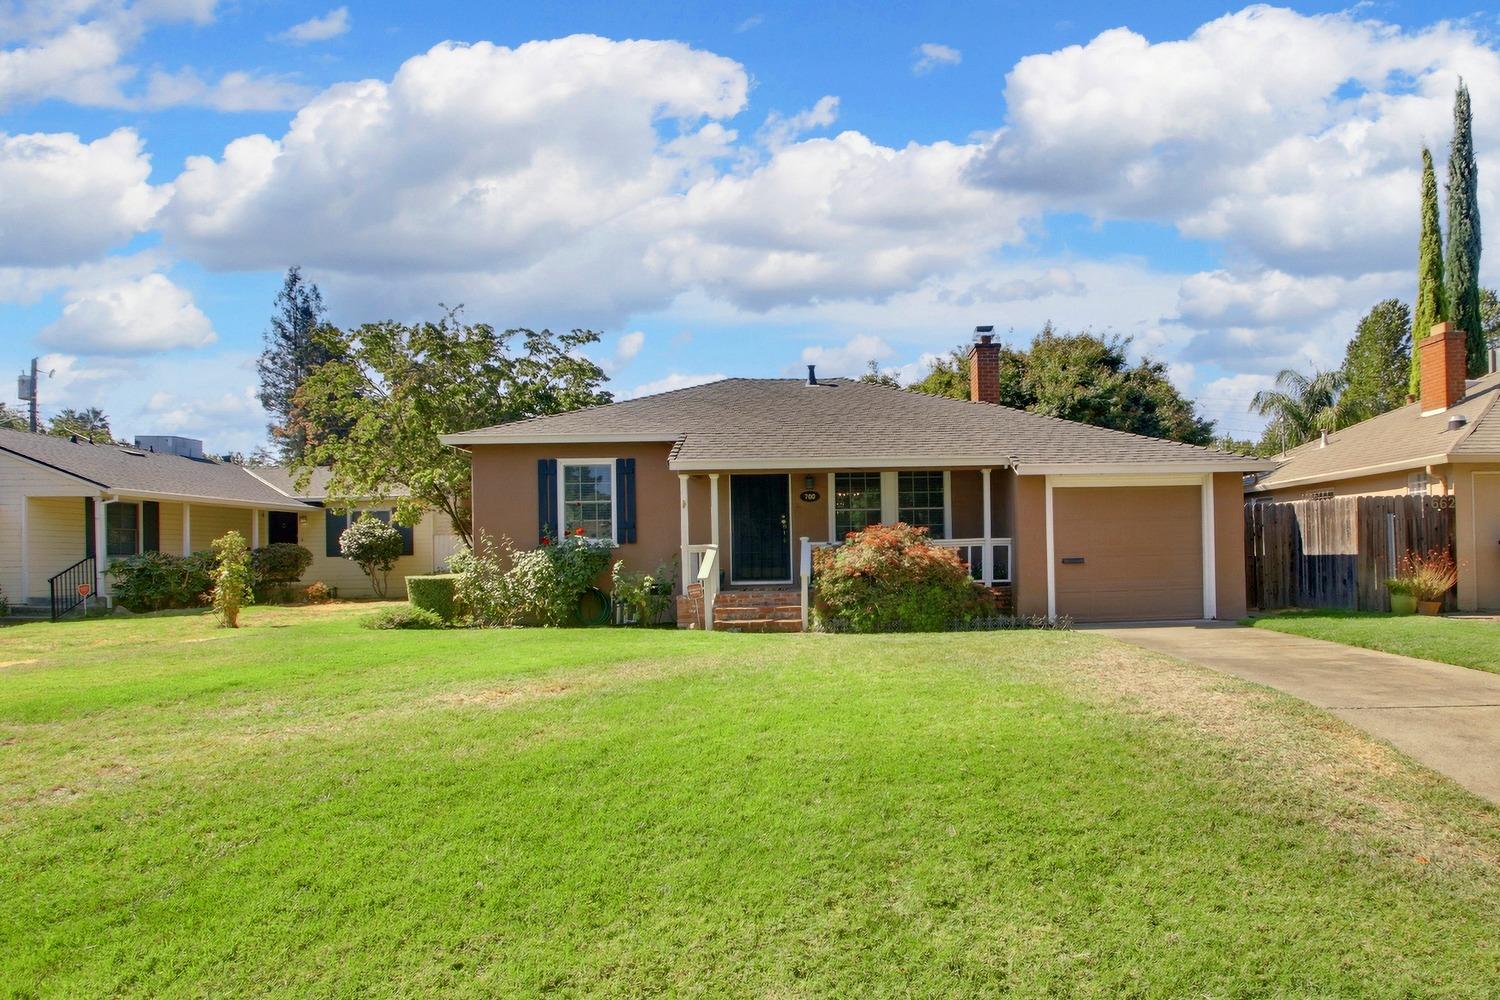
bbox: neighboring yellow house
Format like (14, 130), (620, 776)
(1247, 325), (1500, 611)
(0, 429), (456, 614)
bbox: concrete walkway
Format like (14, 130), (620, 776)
(1091, 623), (1500, 805)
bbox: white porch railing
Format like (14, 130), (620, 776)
(933, 537), (1012, 585)
(688, 543), (719, 631)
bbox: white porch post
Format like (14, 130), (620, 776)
(1200, 474), (1218, 620)
(709, 474), (720, 549)
(980, 468), (993, 585)
(94, 497), (110, 602)
(18, 496), (28, 603)
(182, 502), (192, 555)
(679, 474), (690, 596)
(251, 509), (260, 548)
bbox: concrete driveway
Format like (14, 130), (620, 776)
(1091, 623), (1500, 805)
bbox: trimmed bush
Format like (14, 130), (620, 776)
(107, 550), (216, 612)
(406, 574), (459, 622)
(812, 522), (981, 633)
(252, 543), (313, 598)
(361, 606), (447, 630)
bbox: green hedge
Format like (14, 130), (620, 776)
(406, 574), (459, 622)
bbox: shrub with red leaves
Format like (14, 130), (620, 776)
(812, 522), (981, 632)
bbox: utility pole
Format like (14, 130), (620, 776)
(17, 357), (50, 432)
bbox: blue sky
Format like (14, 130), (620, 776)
(3, 1), (1498, 451)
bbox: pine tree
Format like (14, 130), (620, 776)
(1341, 299), (1411, 421)
(1412, 147), (1446, 394)
(256, 266), (342, 461)
(1444, 80), (1485, 375)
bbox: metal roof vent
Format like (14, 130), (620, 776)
(1447, 414), (1468, 432)
(806, 364), (818, 386)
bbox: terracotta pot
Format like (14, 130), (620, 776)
(1388, 593), (1416, 616)
(1416, 600), (1443, 616)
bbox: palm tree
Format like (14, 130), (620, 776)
(48, 407), (112, 439)
(1250, 368), (1349, 454)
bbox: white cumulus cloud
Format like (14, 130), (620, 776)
(276, 7), (350, 45)
(913, 43), (961, 75)
(36, 273), (217, 354)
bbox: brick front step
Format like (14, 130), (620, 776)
(714, 618), (803, 633)
(714, 605), (802, 622)
(714, 591), (799, 607)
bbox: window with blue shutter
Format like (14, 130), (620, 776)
(142, 501), (160, 552)
(537, 458), (558, 542)
(368, 510), (415, 556)
(616, 457), (637, 544)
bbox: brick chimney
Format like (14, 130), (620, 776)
(968, 326), (1000, 404)
(1419, 322), (1468, 413)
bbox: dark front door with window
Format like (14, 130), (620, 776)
(731, 474), (791, 582)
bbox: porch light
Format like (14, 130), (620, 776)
(804, 475), (815, 489)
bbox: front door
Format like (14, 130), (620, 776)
(269, 511), (299, 545)
(731, 474), (792, 583)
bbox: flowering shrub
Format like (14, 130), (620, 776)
(451, 533), (614, 627)
(339, 516), (405, 598)
(611, 560), (676, 626)
(812, 522), (981, 633)
(303, 581), (333, 604)
(1389, 548), (1458, 602)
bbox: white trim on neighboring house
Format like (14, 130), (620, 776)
(556, 458), (619, 545)
(1045, 472), (1218, 621)
(1021, 461), (1273, 476)
(1248, 452), (1453, 492)
(104, 489), (309, 512)
(442, 432), (682, 446)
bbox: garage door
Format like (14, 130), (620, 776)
(1053, 485), (1203, 621)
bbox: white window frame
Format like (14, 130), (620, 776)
(558, 458), (618, 544)
(1407, 472), (1430, 496)
(826, 470), (953, 540)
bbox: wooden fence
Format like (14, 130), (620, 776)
(1244, 495), (1456, 611)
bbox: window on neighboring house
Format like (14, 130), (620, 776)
(560, 461), (615, 541)
(833, 472), (882, 538)
(1306, 489), (1334, 501)
(105, 502), (139, 558)
(1407, 472), (1430, 496)
(898, 471), (946, 539)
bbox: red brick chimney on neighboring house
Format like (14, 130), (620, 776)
(968, 326), (1000, 404)
(1419, 322), (1469, 413)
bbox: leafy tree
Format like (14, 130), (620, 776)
(857, 360), (901, 388)
(47, 407), (111, 439)
(294, 309), (612, 548)
(907, 325), (1214, 444)
(1250, 368), (1349, 453)
(338, 516), (404, 598)
(1444, 80), (1485, 375)
(1340, 299), (1411, 421)
(1481, 287), (1500, 350)
(210, 531), (254, 628)
(256, 267), (350, 461)
(1412, 147), (1446, 394)
(0, 402), (27, 431)
(908, 348), (970, 400)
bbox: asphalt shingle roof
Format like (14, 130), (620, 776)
(444, 378), (1266, 470)
(0, 429), (306, 507)
(1251, 371), (1500, 491)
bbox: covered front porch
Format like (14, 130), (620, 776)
(674, 467), (1017, 630)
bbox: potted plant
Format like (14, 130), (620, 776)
(1385, 578), (1416, 616)
(1392, 548), (1457, 616)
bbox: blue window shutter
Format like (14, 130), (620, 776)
(616, 458), (637, 543)
(84, 497), (96, 559)
(325, 510), (348, 557)
(142, 501), (160, 552)
(538, 459), (558, 542)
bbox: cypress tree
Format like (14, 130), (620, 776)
(1444, 80), (1485, 375)
(1412, 147), (1446, 395)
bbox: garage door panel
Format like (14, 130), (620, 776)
(1053, 485), (1202, 621)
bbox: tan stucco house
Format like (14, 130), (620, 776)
(443, 334), (1272, 628)
(0, 430), (455, 614)
(1247, 323), (1500, 611)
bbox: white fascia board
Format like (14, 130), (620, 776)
(439, 431), (682, 446)
(1246, 452), (1453, 492)
(105, 489), (312, 512)
(671, 455), (1017, 471)
(1019, 461), (1273, 477)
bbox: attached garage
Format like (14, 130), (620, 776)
(1048, 479), (1209, 622)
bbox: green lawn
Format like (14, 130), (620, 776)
(3, 606), (1499, 997)
(1247, 611), (1500, 675)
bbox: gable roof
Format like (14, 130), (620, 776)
(0, 429), (307, 508)
(442, 378), (1270, 472)
(1250, 371), (1500, 492)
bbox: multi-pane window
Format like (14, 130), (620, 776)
(561, 462), (615, 541)
(106, 502), (139, 558)
(833, 472), (882, 538)
(898, 471), (945, 538)
(1407, 472), (1430, 496)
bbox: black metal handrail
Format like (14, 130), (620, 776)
(49, 557), (97, 621)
